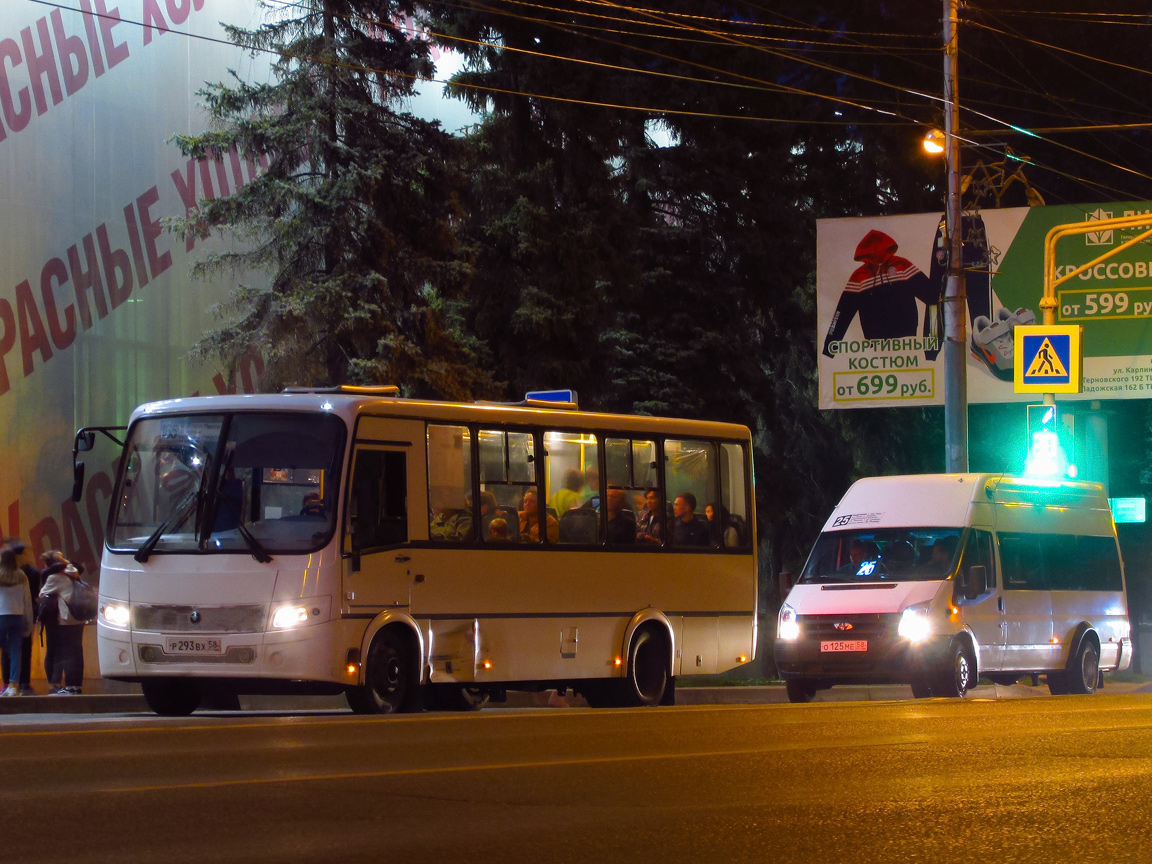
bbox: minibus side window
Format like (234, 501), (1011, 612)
(998, 533), (1048, 590)
(1075, 536), (1123, 591)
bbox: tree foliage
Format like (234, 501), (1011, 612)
(170, 0), (496, 398)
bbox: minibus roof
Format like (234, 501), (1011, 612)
(823, 473), (1110, 532)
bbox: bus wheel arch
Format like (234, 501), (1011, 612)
(623, 622), (673, 707)
(348, 622), (423, 714)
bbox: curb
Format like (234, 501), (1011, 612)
(2, 681), (1149, 716)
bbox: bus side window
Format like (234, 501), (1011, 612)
(545, 429), (601, 545)
(428, 425), (474, 543)
(349, 449), (408, 550)
(479, 429), (545, 543)
(665, 438), (717, 548)
(719, 442), (750, 549)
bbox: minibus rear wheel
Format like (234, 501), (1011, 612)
(1063, 636), (1100, 695)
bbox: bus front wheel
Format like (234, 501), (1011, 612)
(348, 628), (420, 714)
(142, 679), (201, 716)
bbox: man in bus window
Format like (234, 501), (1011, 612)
(671, 492), (710, 547)
(606, 488), (635, 545)
(430, 506), (472, 542)
(519, 490), (558, 543)
(636, 489), (662, 545)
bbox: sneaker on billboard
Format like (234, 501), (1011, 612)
(0, 685), (17, 697)
(50, 687), (72, 695)
(972, 307), (1035, 381)
(18, 686), (36, 696)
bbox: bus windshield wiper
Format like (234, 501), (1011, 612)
(232, 518), (273, 564)
(134, 488), (201, 563)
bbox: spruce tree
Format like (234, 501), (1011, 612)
(170, 0), (495, 398)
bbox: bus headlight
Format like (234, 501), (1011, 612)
(898, 603), (932, 644)
(271, 605), (310, 629)
(101, 603), (130, 628)
(777, 603), (800, 641)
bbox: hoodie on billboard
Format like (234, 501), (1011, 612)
(822, 230), (939, 359)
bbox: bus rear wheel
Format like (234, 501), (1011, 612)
(142, 679), (201, 716)
(348, 628), (419, 714)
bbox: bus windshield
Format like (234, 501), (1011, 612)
(799, 528), (962, 584)
(111, 412), (345, 556)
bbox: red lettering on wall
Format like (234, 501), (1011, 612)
(166, 0), (193, 26)
(96, 223), (132, 311)
(14, 279), (52, 377)
(70, 232), (111, 325)
(41, 257), (76, 352)
(137, 186), (173, 279)
(21, 17), (64, 116)
(0, 299), (14, 395)
(50, 9), (89, 97)
(123, 201), (150, 289)
(0, 38), (32, 135)
(61, 496), (96, 574)
(4, 500), (19, 539)
(95, 0), (130, 69)
(85, 470), (113, 553)
(142, 0), (170, 46)
(79, 0), (106, 78)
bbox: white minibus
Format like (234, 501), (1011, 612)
(775, 474), (1131, 702)
(76, 387), (757, 715)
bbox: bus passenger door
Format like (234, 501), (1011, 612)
(344, 425), (425, 614)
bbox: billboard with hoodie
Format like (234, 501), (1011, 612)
(817, 203), (1152, 409)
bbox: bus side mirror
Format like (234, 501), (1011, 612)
(72, 461), (86, 503)
(76, 431), (96, 453)
(778, 570), (795, 597)
(966, 565), (987, 600)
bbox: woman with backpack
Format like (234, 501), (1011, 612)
(0, 542), (35, 697)
(39, 551), (87, 695)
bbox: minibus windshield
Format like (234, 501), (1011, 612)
(799, 528), (962, 584)
(110, 412), (345, 556)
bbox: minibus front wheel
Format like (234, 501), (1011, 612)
(935, 639), (976, 698)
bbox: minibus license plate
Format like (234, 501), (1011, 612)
(820, 640), (867, 653)
(164, 637), (223, 655)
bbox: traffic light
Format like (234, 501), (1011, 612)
(1024, 404), (1075, 478)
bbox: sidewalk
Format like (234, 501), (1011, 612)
(3, 680), (1150, 715)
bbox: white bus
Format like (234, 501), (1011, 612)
(77, 387), (757, 715)
(775, 474), (1131, 702)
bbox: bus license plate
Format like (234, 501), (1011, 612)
(164, 637), (223, 655)
(820, 640), (867, 653)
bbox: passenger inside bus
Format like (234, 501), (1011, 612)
(671, 492), (710, 546)
(300, 492), (326, 518)
(430, 506), (473, 542)
(636, 489), (662, 545)
(488, 518), (509, 542)
(606, 488), (635, 545)
(519, 490), (558, 544)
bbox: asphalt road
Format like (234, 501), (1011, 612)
(5, 695), (1152, 864)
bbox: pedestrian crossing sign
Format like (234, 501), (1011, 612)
(1013, 325), (1082, 393)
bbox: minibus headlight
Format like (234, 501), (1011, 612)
(898, 603), (932, 644)
(271, 605), (310, 629)
(777, 604), (800, 641)
(101, 603), (130, 628)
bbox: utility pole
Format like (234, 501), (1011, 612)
(942, 0), (968, 472)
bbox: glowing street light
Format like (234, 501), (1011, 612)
(922, 129), (945, 155)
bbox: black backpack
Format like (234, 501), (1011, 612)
(66, 581), (98, 621)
